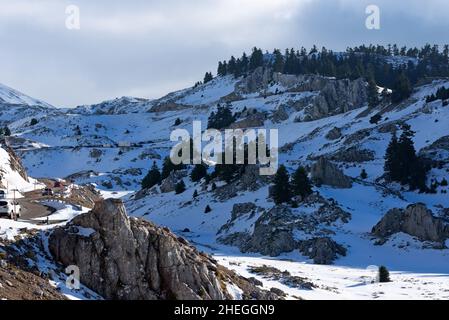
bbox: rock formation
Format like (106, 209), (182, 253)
(49, 199), (278, 300)
(311, 157), (352, 188)
(298, 238), (347, 265)
(372, 204), (449, 244)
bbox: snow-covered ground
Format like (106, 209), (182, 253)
(1, 74), (449, 299)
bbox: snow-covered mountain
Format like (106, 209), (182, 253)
(0, 83), (54, 108)
(2, 64), (449, 299)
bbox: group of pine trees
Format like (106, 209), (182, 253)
(141, 158), (186, 191)
(271, 165), (313, 205)
(212, 44), (449, 104)
(207, 104), (235, 130)
(384, 125), (428, 191)
(426, 86), (449, 103)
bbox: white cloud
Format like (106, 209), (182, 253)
(0, 0), (447, 107)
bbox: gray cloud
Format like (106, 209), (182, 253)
(0, 0), (448, 107)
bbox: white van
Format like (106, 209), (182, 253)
(0, 200), (21, 219)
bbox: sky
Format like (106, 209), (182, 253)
(1, 0), (448, 107)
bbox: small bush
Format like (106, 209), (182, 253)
(175, 180), (186, 194)
(360, 169), (368, 180)
(370, 114), (382, 124)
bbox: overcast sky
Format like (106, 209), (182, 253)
(1, 0), (448, 107)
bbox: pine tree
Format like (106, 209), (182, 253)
(272, 165), (292, 204)
(191, 164), (207, 182)
(204, 205), (212, 213)
(367, 78), (380, 108)
(384, 132), (401, 182)
(3, 126), (11, 136)
(30, 118), (39, 126)
(441, 178), (448, 187)
(203, 72), (213, 83)
(391, 72), (412, 103)
(174, 118), (182, 126)
(378, 266), (391, 283)
(291, 166), (312, 199)
(193, 190), (198, 198)
(161, 156), (184, 180)
(272, 49), (284, 73)
(141, 161), (161, 189)
(384, 125), (428, 190)
(175, 180), (186, 194)
(360, 169), (368, 180)
(207, 104), (235, 129)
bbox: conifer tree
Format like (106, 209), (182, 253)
(191, 164), (208, 182)
(378, 266), (391, 283)
(291, 166), (312, 199)
(367, 78), (380, 108)
(203, 72), (213, 83)
(141, 161), (161, 189)
(272, 165), (292, 204)
(3, 126), (11, 136)
(175, 180), (186, 194)
(360, 169), (368, 180)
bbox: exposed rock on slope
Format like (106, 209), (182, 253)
(0, 263), (66, 300)
(49, 199), (278, 300)
(372, 204), (449, 244)
(311, 157), (352, 188)
(298, 238), (347, 265)
(1, 139), (29, 181)
(218, 195), (350, 263)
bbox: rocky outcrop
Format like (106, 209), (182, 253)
(311, 157), (352, 188)
(49, 199), (278, 300)
(298, 238), (347, 265)
(160, 170), (187, 193)
(236, 67), (273, 93)
(325, 127), (342, 140)
(419, 136), (449, 163)
(1, 140), (29, 181)
(150, 102), (191, 113)
(219, 195), (350, 263)
(372, 204), (449, 244)
(230, 112), (266, 129)
(235, 69), (367, 121)
(241, 206), (297, 257)
(329, 147), (375, 163)
(214, 165), (270, 201)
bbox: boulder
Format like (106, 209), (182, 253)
(325, 127), (342, 140)
(372, 204), (449, 243)
(49, 199), (278, 300)
(311, 157), (352, 188)
(160, 170), (187, 193)
(298, 238), (347, 265)
(239, 206), (297, 257)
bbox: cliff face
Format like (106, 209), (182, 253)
(49, 199), (280, 300)
(236, 67), (368, 121)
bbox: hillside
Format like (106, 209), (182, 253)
(1, 46), (449, 299)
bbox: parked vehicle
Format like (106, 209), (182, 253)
(0, 200), (21, 219)
(0, 189), (6, 199)
(42, 188), (54, 196)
